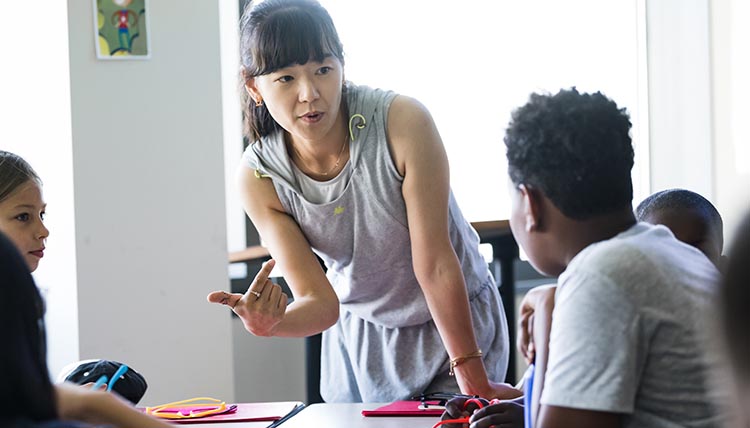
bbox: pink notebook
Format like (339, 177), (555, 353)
(144, 401), (302, 424)
(361, 400), (444, 417)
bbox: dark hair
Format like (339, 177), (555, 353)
(505, 88), (634, 220)
(0, 231), (56, 423)
(239, 0), (345, 142)
(0, 151), (41, 203)
(719, 211), (750, 380)
(635, 188), (723, 239)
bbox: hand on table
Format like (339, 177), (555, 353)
(440, 396), (523, 428)
(486, 381), (523, 400)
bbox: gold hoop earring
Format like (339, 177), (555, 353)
(255, 98), (263, 107)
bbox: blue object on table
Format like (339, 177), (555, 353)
(524, 363), (535, 428)
(92, 375), (109, 391)
(106, 363), (129, 392)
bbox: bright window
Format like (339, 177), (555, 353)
(320, 0), (648, 221)
(731, 0), (750, 174)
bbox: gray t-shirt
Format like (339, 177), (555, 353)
(541, 222), (724, 427)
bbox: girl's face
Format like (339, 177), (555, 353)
(0, 180), (48, 272)
(247, 56), (345, 145)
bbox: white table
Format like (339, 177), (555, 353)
(282, 403), (440, 428)
(202, 403), (440, 428)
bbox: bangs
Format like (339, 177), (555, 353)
(245, 5), (344, 76)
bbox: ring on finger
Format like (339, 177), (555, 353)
(249, 290), (261, 299)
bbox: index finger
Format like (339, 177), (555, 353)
(246, 259), (276, 296)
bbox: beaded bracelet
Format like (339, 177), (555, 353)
(448, 349), (483, 376)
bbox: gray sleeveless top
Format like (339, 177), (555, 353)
(242, 84), (491, 328)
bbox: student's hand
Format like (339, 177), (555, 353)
(442, 397), (524, 428)
(56, 382), (172, 428)
(81, 381), (106, 390)
(440, 396), (488, 427)
(55, 382), (130, 422)
(56, 382), (97, 420)
(469, 400), (524, 428)
(207, 259), (288, 336)
(517, 284), (557, 364)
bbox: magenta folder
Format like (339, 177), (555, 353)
(146, 401), (302, 424)
(361, 400), (444, 417)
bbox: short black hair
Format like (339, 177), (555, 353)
(635, 188), (723, 235)
(719, 210), (750, 379)
(505, 88), (634, 220)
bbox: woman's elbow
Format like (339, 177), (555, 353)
(310, 289), (339, 330)
(322, 305), (339, 330)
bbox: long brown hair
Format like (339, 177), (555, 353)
(0, 151), (41, 203)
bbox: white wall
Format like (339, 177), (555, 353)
(65, 0), (234, 404)
(219, 0), (248, 255)
(646, 0), (713, 198)
(645, 0), (750, 244)
(0, 2), (80, 380)
(711, 0), (750, 242)
(232, 319), (306, 402)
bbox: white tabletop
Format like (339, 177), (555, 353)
(281, 403), (440, 428)
(200, 403), (441, 428)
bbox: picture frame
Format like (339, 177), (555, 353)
(93, 0), (150, 60)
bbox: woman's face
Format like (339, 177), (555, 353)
(248, 56), (345, 144)
(0, 180), (48, 272)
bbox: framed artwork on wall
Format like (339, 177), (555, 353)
(93, 0), (150, 59)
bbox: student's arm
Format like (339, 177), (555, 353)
(55, 383), (172, 428)
(388, 95), (519, 399)
(207, 162), (339, 337)
(462, 401), (620, 428)
(536, 406), (621, 428)
(517, 284), (557, 365)
(518, 284), (556, 424)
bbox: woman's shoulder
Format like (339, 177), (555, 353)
(346, 82), (398, 115)
(346, 84), (433, 131)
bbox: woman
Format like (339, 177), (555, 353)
(208, 0), (517, 402)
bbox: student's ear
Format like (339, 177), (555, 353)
(518, 184), (544, 233)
